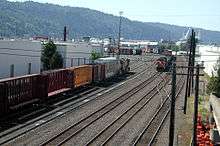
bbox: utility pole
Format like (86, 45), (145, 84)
(184, 29), (193, 114)
(191, 31), (196, 92)
(192, 65), (200, 146)
(64, 26), (67, 42)
(117, 11), (123, 60)
(188, 29), (194, 97)
(169, 63), (176, 146)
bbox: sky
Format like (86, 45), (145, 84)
(8, 0), (220, 31)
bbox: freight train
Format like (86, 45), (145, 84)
(0, 57), (130, 115)
(117, 48), (172, 56)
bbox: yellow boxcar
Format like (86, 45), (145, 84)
(68, 65), (92, 88)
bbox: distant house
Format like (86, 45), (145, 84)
(0, 40), (42, 79)
(55, 42), (103, 67)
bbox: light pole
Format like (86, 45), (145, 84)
(117, 11), (123, 59)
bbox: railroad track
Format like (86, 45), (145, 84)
(40, 72), (164, 146)
(0, 62), (156, 145)
(132, 74), (185, 146)
(125, 55), (158, 71)
(85, 76), (170, 146)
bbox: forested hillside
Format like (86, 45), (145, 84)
(1, 0), (220, 43)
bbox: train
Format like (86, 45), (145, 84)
(0, 57), (130, 115)
(161, 49), (173, 56)
(108, 47), (142, 55)
(155, 55), (176, 72)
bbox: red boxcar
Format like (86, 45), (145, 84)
(0, 74), (45, 115)
(42, 69), (73, 97)
(0, 83), (8, 115)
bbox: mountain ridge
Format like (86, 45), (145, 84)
(1, 0), (220, 43)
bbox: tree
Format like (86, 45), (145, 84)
(207, 57), (220, 96)
(41, 41), (63, 70)
(207, 76), (217, 95)
(90, 51), (102, 60)
(159, 44), (180, 52)
(50, 51), (63, 69)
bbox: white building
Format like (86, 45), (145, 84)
(0, 40), (42, 79)
(197, 45), (220, 76)
(55, 42), (103, 67)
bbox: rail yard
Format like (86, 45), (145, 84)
(1, 0), (220, 145)
(0, 54), (188, 146)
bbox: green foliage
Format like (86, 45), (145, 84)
(207, 58), (220, 97)
(41, 41), (63, 70)
(51, 51), (63, 69)
(198, 96), (203, 104)
(90, 51), (102, 60)
(159, 44), (180, 51)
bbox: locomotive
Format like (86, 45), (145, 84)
(155, 55), (176, 72)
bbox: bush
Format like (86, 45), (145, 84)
(207, 61), (220, 97)
(90, 51), (102, 60)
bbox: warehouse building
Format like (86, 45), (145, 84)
(0, 39), (42, 79)
(197, 45), (220, 76)
(55, 42), (103, 68)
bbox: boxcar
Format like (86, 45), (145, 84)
(135, 49), (142, 55)
(42, 69), (73, 97)
(68, 65), (92, 88)
(95, 57), (121, 79)
(89, 64), (105, 83)
(0, 74), (44, 115)
(119, 48), (133, 55)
